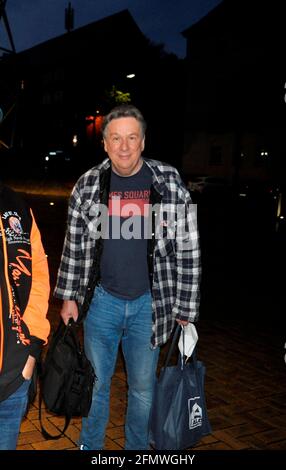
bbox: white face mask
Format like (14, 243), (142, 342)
(178, 323), (198, 362)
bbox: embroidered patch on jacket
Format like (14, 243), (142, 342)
(8, 216), (23, 234)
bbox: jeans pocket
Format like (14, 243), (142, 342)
(95, 284), (106, 297)
(85, 284), (106, 324)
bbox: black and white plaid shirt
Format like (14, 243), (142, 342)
(54, 158), (201, 347)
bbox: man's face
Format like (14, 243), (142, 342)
(103, 117), (145, 176)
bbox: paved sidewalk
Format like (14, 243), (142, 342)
(18, 317), (286, 451)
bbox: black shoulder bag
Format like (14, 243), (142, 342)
(39, 319), (96, 439)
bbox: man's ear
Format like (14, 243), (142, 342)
(141, 136), (145, 152)
(103, 139), (107, 152)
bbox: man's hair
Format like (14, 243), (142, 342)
(101, 104), (147, 138)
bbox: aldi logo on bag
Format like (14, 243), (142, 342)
(188, 397), (202, 429)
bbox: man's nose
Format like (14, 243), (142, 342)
(120, 138), (129, 150)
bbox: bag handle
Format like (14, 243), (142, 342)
(161, 323), (199, 373)
(162, 323), (181, 369)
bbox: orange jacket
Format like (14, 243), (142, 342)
(0, 185), (50, 402)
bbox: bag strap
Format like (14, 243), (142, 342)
(162, 323), (181, 369)
(38, 319), (77, 440)
(39, 393), (71, 440)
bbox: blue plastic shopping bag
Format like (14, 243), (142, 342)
(149, 325), (211, 450)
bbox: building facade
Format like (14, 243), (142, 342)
(182, 0), (286, 186)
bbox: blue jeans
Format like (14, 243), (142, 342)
(79, 286), (159, 450)
(0, 379), (30, 450)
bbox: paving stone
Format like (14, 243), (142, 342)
(212, 430), (251, 449)
(195, 441), (233, 450)
(225, 421), (272, 439)
(113, 438), (125, 449)
(105, 437), (124, 450)
(26, 409), (41, 420)
(18, 430), (47, 445)
(20, 419), (38, 433)
(64, 425), (80, 444)
(254, 414), (286, 429)
(106, 426), (125, 440)
(265, 440), (286, 450)
(207, 415), (235, 431)
(32, 437), (74, 450)
(253, 429), (286, 445)
(199, 434), (219, 444)
(16, 444), (34, 450)
(31, 418), (64, 436)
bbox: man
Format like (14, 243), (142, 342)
(0, 183), (50, 449)
(54, 104), (201, 450)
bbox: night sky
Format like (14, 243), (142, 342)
(3, 0), (222, 58)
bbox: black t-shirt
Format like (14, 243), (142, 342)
(100, 162), (152, 299)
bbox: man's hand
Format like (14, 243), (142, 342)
(176, 319), (189, 326)
(60, 299), (79, 325)
(22, 355), (36, 380)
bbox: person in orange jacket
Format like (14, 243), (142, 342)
(0, 183), (50, 449)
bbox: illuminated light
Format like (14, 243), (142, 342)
(126, 73), (135, 79)
(49, 151), (56, 155)
(277, 193), (282, 218)
(49, 202), (55, 206)
(280, 215), (284, 220)
(72, 134), (78, 146)
(239, 193), (247, 197)
(95, 115), (103, 133)
(45, 156), (49, 161)
(86, 112), (103, 137)
(260, 150), (269, 158)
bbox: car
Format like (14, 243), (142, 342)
(237, 180), (282, 206)
(43, 149), (73, 176)
(236, 179), (286, 231)
(187, 175), (230, 195)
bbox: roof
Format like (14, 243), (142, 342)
(3, 10), (148, 64)
(181, 0), (285, 42)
